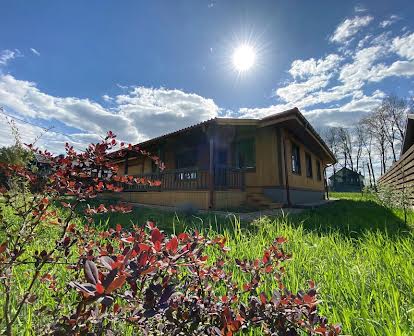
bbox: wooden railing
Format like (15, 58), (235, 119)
(122, 167), (244, 192)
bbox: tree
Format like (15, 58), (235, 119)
(337, 127), (354, 171)
(354, 125), (365, 173)
(357, 119), (377, 188)
(323, 127), (340, 174)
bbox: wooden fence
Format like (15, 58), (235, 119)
(379, 143), (414, 202)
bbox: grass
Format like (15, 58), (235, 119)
(2, 192), (414, 335)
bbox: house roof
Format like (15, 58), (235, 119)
(329, 167), (364, 180)
(400, 114), (414, 155)
(110, 107), (336, 164)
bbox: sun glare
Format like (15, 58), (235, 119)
(232, 44), (256, 72)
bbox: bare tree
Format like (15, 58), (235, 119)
(363, 109), (389, 175)
(337, 127), (354, 171)
(358, 118), (377, 187)
(354, 125), (364, 173)
(323, 126), (341, 174)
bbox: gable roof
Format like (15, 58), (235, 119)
(329, 167), (364, 179)
(111, 107), (336, 164)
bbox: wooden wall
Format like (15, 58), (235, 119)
(379, 143), (414, 202)
(102, 191), (210, 209)
(115, 157), (154, 176)
(215, 191), (246, 209)
(99, 190), (246, 210)
(244, 126), (280, 188)
(283, 129), (325, 192)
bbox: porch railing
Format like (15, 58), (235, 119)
(122, 167), (244, 192)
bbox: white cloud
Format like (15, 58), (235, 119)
(392, 32), (414, 60)
(380, 15), (400, 28)
(114, 86), (219, 139)
(354, 5), (367, 13)
(0, 49), (19, 66)
(276, 74), (332, 103)
(288, 54), (342, 79)
(0, 74), (220, 152)
(370, 60), (414, 80)
(30, 48), (40, 56)
(241, 20), (414, 130)
(330, 15), (374, 44)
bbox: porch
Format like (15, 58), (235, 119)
(122, 166), (245, 192)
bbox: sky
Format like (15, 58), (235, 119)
(0, 0), (414, 154)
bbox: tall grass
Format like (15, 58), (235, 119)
(2, 193), (414, 335)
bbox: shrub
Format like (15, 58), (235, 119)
(0, 132), (340, 335)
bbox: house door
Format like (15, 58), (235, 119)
(215, 148), (228, 188)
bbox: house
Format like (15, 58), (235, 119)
(328, 167), (365, 192)
(106, 108), (336, 210)
(379, 114), (414, 199)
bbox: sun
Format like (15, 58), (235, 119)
(232, 44), (256, 72)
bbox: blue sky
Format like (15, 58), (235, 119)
(0, 0), (413, 153)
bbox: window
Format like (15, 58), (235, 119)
(291, 142), (301, 174)
(175, 149), (198, 181)
(235, 138), (255, 169)
(305, 153), (313, 178)
(175, 149), (197, 169)
(316, 160), (322, 181)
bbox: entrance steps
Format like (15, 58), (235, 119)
(246, 189), (283, 209)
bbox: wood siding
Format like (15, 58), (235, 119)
(100, 190), (245, 210)
(244, 126), (280, 187)
(283, 129), (325, 192)
(379, 143), (414, 202)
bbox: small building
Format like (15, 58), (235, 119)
(328, 167), (365, 192)
(106, 108), (336, 210)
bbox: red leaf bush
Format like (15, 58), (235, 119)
(0, 131), (340, 335)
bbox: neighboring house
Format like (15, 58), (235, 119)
(106, 108), (336, 210)
(328, 167), (365, 192)
(379, 114), (414, 198)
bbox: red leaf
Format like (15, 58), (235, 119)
(154, 240), (161, 252)
(0, 241), (7, 254)
(166, 237), (178, 254)
(259, 292), (267, 304)
(177, 232), (189, 241)
(138, 243), (151, 252)
(314, 327), (327, 334)
(276, 237), (287, 244)
(96, 283), (104, 294)
(105, 275), (126, 294)
(151, 228), (164, 244)
(116, 224), (122, 233)
(222, 295), (228, 303)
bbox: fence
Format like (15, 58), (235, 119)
(379, 143), (414, 203)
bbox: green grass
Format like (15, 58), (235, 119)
(2, 192), (414, 335)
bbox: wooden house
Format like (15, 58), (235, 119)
(107, 108), (335, 210)
(328, 167), (365, 192)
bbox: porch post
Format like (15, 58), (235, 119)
(208, 136), (215, 209)
(124, 152), (129, 175)
(281, 132), (291, 207)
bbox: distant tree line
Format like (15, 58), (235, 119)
(322, 95), (413, 188)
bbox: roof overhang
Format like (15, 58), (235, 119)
(108, 107), (336, 164)
(259, 108), (336, 164)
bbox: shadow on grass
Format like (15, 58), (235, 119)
(289, 199), (413, 239)
(71, 198), (249, 235)
(68, 197), (413, 239)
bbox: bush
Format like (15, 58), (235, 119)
(0, 132), (340, 335)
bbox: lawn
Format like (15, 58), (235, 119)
(2, 192), (414, 335)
